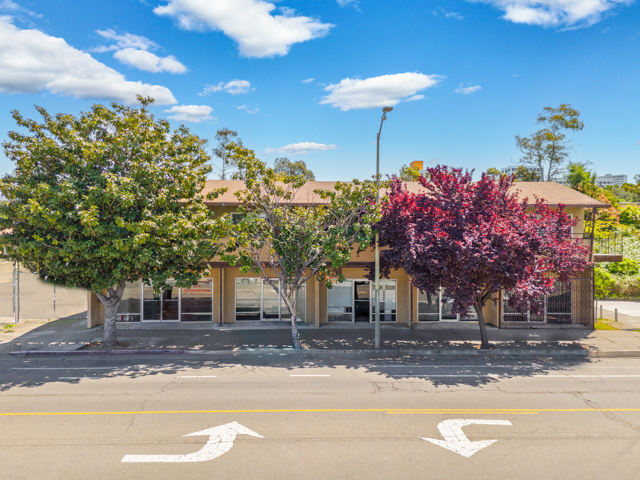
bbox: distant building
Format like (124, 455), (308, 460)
(409, 160), (427, 177)
(595, 174), (627, 188)
(501, 165), (543, 179)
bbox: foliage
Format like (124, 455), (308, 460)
(513, 166), (540, 182)
(606, 258), (640, 276)
(620, 206), (640, 228)
(399, 164), (422, 181)
(373, 166), (590, 348)
(515, 104), (584, 181)
(0, 97), (228, 347)
(485, 167), (501, 178)
(222, 143), (380, 348)
(1, 323), (15, 333)
(211, 128), (242, 180)
(273, 157), (315, 181)
(594, 319), (618, 330)
(595, 267), (614, 298)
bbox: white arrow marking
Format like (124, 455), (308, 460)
(121, 421), (263, 463)
(422, 419), (512, 458)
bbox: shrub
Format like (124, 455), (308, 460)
(607, 258), (640, 276)
(620, 206), (640, 229)
(595, 267), (614, 298)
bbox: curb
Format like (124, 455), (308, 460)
(6, 348), (640, 358)
(9, 349), (185, 356)
(185, 348), (640, 358)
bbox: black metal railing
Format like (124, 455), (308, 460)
(573, 232), (624, 256)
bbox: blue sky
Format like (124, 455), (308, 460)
(0, 0), (638, 181)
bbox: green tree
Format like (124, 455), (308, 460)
(513, 166), (540, 182)
(515, 104), (584, 182)
(485, 167), (502, 178)
(223, 144), (380, 348)
(0, 97), (228, 347)
(212, 128), (243, 180)
(273, 157), (315, 181)
(399, 164), (421, 181)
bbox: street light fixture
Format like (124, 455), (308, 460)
(375, 106), (392, 350)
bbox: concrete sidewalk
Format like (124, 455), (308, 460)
(2, 319), (640, 357)
(598, 300), (640, 331)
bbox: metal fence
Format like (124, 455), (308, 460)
(501, 278), (594, 328)
(0, 262), (87, 323)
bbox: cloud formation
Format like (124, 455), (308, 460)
(153, 0), (333, 57)
(238, 105), (259, 114)
(0, 0), (41, 18)
(265, 142), (337, 155)
(320, 73), (443, 111)
(95, 29), (187, 74)
(164, 104), (215, 123)
(433, 8), (464, 19)
(0, 17), (177, 104)
(474, 0), (631, 28)
(200, 80), (251, 95)
(455, 83), (481, 94)
(337, 0), (361, 10)
(302, 78), (314, 83)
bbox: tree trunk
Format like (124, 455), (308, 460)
(474, 303), (491, 350)
(95, 281), (126, 349)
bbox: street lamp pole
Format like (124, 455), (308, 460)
(375, 106), (393, 350)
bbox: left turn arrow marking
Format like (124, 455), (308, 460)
(121, 421), (263, 463)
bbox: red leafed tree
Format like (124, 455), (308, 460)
(373, 166), (591, 349)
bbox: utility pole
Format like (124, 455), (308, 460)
(374, 106), (393, 349)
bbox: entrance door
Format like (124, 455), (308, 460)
(143, 281), (179, 322)
(353, 281), (371, 323)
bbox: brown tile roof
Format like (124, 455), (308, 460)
(202, 180), (609, 208)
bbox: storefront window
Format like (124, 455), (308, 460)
(181, 279), (213, 322)
(236, 278), (262, 321)
(328, 280), (353, 322)
(116, 279), (141, 322)
(372, 279), (397, 322)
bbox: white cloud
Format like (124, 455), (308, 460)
(265, 142), (338, 155)
(0, 17), (177, 104)
(473, 0), (631, 28)
(200, 80), (251, 95)
(96, 29), (157, 50)
(153, 0), (333, 58)
(337, 0), (361, 10)
(164, 104), (215, 123)
(433, 8), (464, 19)
(95, 29), (187, 74)
(237, 105), (259, 114)
(0, 0), (41, 17)
(302, 78), (314, 83)
(113, 48), (187, 73)
(320, 73), (443, 111)
(455, 83), (481, 94)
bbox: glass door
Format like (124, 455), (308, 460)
(143, 281), (179, 322)
(327, 280), (354, 322)
(353, 281), (371, 323)
(262, 279), (281, 321)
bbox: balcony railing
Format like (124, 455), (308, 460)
(574, 231), (624, 261)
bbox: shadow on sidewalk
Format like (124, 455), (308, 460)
(1, 350), (592, 393)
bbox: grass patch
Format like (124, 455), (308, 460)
(595, 318), (618, 330)
(1, 323), (16, 333)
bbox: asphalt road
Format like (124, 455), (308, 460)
(1, 353), (640, 479)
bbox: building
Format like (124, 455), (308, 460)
(88, 181), (613, 330)
(409, 160), (427, 177)
(595, 174), (627, 188)
(501, 165), (543, 179)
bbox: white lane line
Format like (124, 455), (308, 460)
(290, 374), (330, 377)
(15, 368), (107, 371)
(59, 377), (100, 380)
(390, 374), (640, 378)
(178, 376), (218, 378)
(534, 374), (640, 378)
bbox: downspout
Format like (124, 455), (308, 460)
(409, 285), (414, 329)
(219, 268), (223, 326)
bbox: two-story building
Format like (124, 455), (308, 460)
(88, 180), (613, 330)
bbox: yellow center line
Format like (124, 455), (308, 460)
(1, 408), (640, 416)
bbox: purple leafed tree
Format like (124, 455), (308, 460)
(372, 166), (591, 349)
